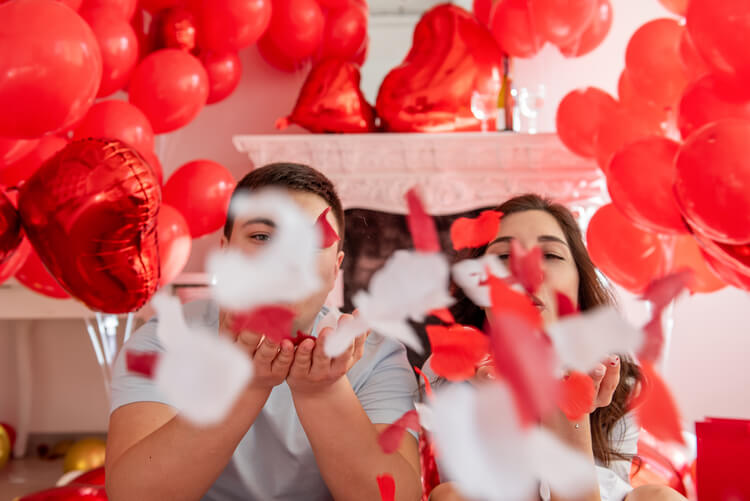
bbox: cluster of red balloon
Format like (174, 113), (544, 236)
(558, 0), (750, 294)
(474, 0), (613, 59)
(0, 0), (251, 303)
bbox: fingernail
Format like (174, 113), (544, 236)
(594, 365), (606, 376)
(609, 355), (620, 367)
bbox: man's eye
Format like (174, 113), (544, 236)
(249, 233), (270, 242)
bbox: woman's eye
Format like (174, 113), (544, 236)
(497, 254), (510, 260)
(544, 253), (564, 260)
(249, 233), (270, 242)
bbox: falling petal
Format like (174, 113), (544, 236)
(509, 241), (544, 294)
(450, 210), (502, 250)
(414, 366), (434, 400)
(526, 428), (598, 497)
(427, 324), (491, 381)
(430, 307), (455, 324)
(638, 270), (692, 362)
(323, 314), (369, 358)
(377, 474), (396, 501)
(229, 305), (295, 344)
(405, 188), (440, 253)
(316, 207), (340, 249)
(556, 372), (595, 421)
(378, 410), (420, 454)
(452, 254), (511, 307)
(546, 306), (644, 373)
(125, 350), (160, 378)
(555, 291), (579, 318)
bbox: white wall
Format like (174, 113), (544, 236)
(1, 0), (748, 438)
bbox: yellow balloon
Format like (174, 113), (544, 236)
(63, 437), (106, 473)
(0, 425), (10, 470)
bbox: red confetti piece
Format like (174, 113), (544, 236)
(405, 188), (440, 253)
(509, 240), (544, 293)
(488, 275), (557, 427)
(126, 350), (160, 378)
(450, 210), (502, 250)
(557, 371), (595, 421)
(630, 362), (685, 444)
(414, 366), (433, 399)
(230, 306), (296, 344)
(638, 270), (693, 362)
(290, 331), (317, 346)
(488, 273), (543, 330)
(316, 207), (340, 249)
(555, 291), (579, 318)
(429, 307), (455, 324)
(377, 473), (396, 501)
(378, 409), (420, 454)
(420, 432), (441, 497)
(427, 324), (491, 381)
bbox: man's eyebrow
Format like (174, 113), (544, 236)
(486, 235), (569, 247)
(241, 218), (276, 228)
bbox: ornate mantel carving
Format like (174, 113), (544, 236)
(232, 132), (607, 219)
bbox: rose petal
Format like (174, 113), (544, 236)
(377, 474), (396, 501)
(509, 240), (544, 293)
(556, 371), (595, 421)
(229, 305), (295, 344)
(406, 188), (440, 253)
(316, 207), (340, 249)
(427, 324), (491, 381)
(450, 210), (502, 250)
(125, 350), (160, 378)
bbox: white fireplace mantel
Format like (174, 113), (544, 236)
(232, 132), (607, 217)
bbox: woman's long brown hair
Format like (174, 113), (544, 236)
(451, 194), (641, 466)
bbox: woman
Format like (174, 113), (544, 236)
(425, 194), (687, 501)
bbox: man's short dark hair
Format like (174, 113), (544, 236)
(223, 162), (345, 244)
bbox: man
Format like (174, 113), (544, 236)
(106, 163), (422, 501)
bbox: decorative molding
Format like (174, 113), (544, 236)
(232, 132), (607, 217)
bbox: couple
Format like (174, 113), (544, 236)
(105, 163), (685, 501)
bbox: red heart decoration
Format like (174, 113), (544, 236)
(18, 138), (161, 313)
(0, 189), (22, 268)
(450, 210), (502, 250)
(277, 59), (376, 133)
(375, 4), (504, 132)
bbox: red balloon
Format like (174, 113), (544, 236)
(141, 151), (164, 186)
(162, 159), (235, 238)
(17, 138), (161, 313)
(191, 0), (272, 52)
(531, 0), (596, 47)
(674, 119), (750, 244)
(489, 0), (544, 58)
(15, 247), (70, 299)
(200, 51), (243, 105)
(257, 34), (307, 72)
(157, 204), (191, 286)
(473, 0), (494, 25)
(679, 30), (710, 81)
(607, 137), (687, 234)
(556, 87), (618, 158)
(318, 3), (367, 62)
(264, 0), (325, 62)
(131, 7), (158, 61)
(279, 59), (376, 133)
(0, 189), (22, 267)
(658, 0), (687, 16)
(594, 105), (662, 173)
(80, 0), (136, 19)
(0, 138), (39, 168)
(557, 0), (611, 58)
(79, 6), (139, 97)
(58, 0), (83, 9)
(317, 0), (348, 7)
(73, 100), (155, 158)
(376, 4), (504, 132)
(689, 220), (750, 290)
(625, 19), (689, 108)
(139, 0), (181, 13)
(587, 204), (666, 293)
(153, 6), (197, 53)
(0, 234), (30, 285)
(72, 466), (105, 486)
(16, 485), (108, 501)
(0, 0), (102, 139)
(671, 235), (726, 293)
(0, 136), (69, 189)
(617, 70), (672, 133)
(687, 0), (750, 86)
(678, 75), (750, 140)
(129, 49), (209, 133)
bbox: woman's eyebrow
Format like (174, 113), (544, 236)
(487, 235), (569, 247)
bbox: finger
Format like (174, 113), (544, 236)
(236, 331), (264, 355)
(254, 336), (281, 364)
(474, 365), (496, 383)
(590, 363), (606, 390)
(271, 340), (295, 377)
(330, 335), (356, 375)
(598, 355), (621, 406)
(352, 330), (369, 361)
(289, 338), (315, 377)
(309, 328), (335, 378)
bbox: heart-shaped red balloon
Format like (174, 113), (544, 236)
(376, 4), (504, 132)
(277, 59), (376, 133)
(18, 138), (161, 313)
(0, 189), (22, 267)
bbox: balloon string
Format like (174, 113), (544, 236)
(124, 312), (135, 344)
(85, 317), (112, 402)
